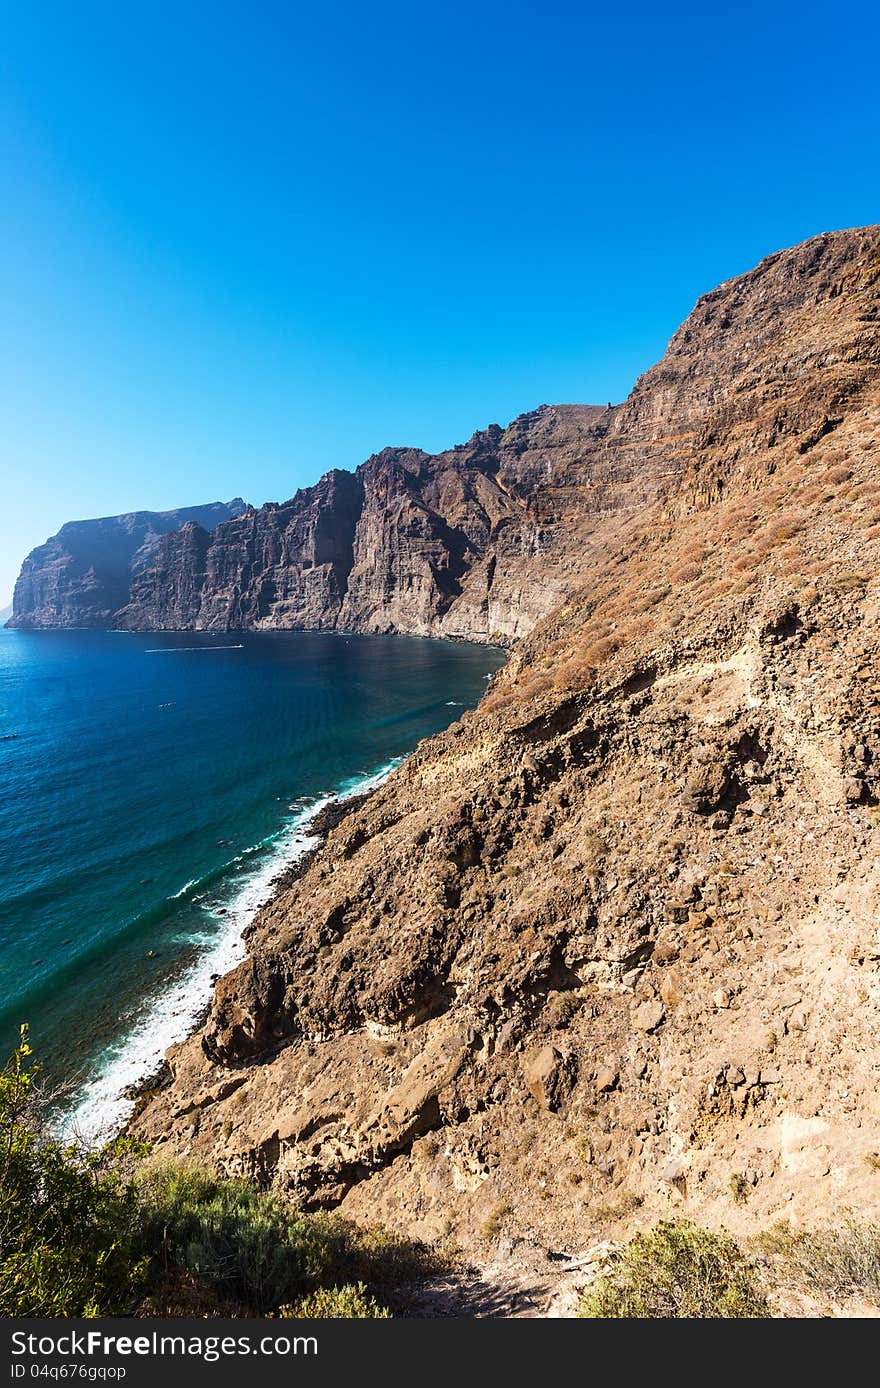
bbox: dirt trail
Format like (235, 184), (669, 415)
(406, 1241), (609, 1317)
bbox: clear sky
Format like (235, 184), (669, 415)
(1, 1), (879, 605)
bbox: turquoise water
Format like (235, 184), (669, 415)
(0, 628), (504, 1136)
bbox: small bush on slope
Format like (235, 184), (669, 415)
(280, 1283), (391, 1318)
(578, 1221), (769, 1319)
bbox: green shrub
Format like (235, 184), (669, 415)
(0, 1026), (146, 1316)
(578, 1220), (769, 1318)
(134, 1170), (433, 1316)
(136, 1162), (330, 1314)
(0, 1031), (443, 1318)
(280, 1283), (391, 1318)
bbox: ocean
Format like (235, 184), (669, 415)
(0, 628), (504, 1140)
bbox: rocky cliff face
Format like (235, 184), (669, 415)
(119, 472), (363, 633)
(133, 228), (880, 1267)
(14, 404), (627, 641)
(115, 408), (617, 641)
(8, 499), (247, 629)
(115, 228), (880, 644)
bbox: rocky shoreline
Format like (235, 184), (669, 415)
(118, 789), (381, 1129)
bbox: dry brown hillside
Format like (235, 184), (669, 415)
(132, 226), (880, 1305)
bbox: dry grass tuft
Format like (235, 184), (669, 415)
(757, 1217), (880, 1303)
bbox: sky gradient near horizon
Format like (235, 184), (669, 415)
(1, 1), (879, 604)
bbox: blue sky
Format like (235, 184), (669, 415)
(1, 1), (879, 604)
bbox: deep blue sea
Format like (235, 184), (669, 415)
(0, 628), (504, 1138)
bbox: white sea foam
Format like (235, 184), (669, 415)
(171, 877), (199, 899)
(144, 644), (244, 653)
(64, 757), (402, 1146)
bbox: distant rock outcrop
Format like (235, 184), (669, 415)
(7, 500), (248, 629)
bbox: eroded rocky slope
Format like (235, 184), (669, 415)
(132, 227), (880, 1262)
